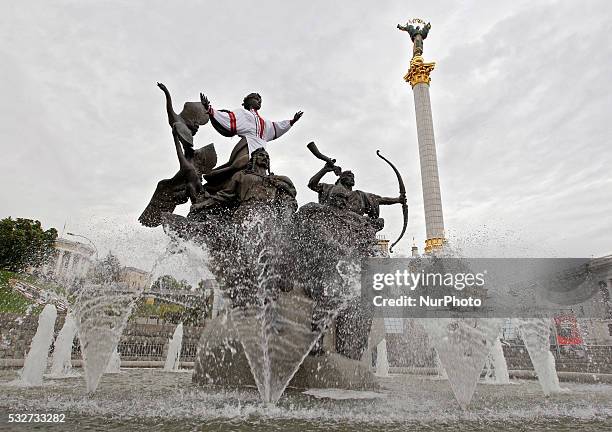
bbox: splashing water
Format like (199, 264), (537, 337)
(375, 339), (390, 377)
(225, 209), (363, 403)
(433, 348), (448, 380)
(164, 323), (184, 372)
(483, 336), (511, 384)
(49, 312), (78, 377)
(19, 304), (57, 386)
(74, 282), (140, 392)
(515, 318), (567, 395)
(421, 318), (504, 409)
(106, 348), (122, 373)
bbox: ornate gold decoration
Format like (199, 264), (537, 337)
(424, 237), (445, 254)
(404, 55), (436, 87)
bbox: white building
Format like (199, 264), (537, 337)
(39, 237), (95, 281)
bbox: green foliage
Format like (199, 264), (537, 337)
(131, 284), (214, 326)
(151, 274), (192, 291)
(0, 270), (35, 314)
(0, 217), (58, 273)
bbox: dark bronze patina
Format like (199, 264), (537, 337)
(397, 21), (431, 57)
(140, 84), (409, 374)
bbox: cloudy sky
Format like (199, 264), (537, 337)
(1, 0), (610, 270)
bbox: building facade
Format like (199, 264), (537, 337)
(119, 266), (151, 292)
(38, 238), (95, 281)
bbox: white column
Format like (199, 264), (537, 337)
(73, 256), (82, 278)
(405, 56), (444, 253)
(54, 251), (64, 277)
(413, 82), (445, 241)
(66, 253), (75, 279)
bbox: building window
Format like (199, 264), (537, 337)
(384, 318), (403, 334)
(502, 320), (516, 341)
(608, 323), (612, 337)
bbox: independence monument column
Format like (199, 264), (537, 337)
(398, 19), (445, 254)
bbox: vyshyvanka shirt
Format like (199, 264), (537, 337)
(207, 106), (293, 155)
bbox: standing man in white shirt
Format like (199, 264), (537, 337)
(200, 91), (303, 156)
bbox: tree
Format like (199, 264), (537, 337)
(197, 279), (216, 317)
(0, 217), (57, 272)
(91, 252), (122, 283)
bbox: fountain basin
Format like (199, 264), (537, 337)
(1, 368), (610, 431)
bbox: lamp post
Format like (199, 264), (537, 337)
(66, 232), (98, 259)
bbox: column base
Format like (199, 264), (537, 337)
(424, 237), (445, 254)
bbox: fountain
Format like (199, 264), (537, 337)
(484, 336), (511, 385)
(0, 77), (602, 427)
(106, 348), (121, 374)
(126, 78), (608, 410)
(433, 349), (448, 380)
(75, 280), (141, 391)
(516, 318), (567, 395)
(49, 312), (78, 377)
(421, 318), (505, 409)
(375, 339), (390, 377)
(164, 323), (183, 371)
(18, 304), (57, 386)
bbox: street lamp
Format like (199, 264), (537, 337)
(66, 232), (99, 259)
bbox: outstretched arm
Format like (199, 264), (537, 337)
(264, 111), (303, 141)
(377, 192), (406, 206)
(200, 92), (241, 135)
(157, 82), (179, 127)
(421, 23), (431, 39)
(308, 162), (339, 193)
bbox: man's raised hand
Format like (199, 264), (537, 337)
(323, 161), (336, 173)
(290, 111), (304, 125)
(200, 93), (210, 111)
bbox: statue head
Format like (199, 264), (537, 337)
(336, 170), (355, 188)
(247, 148), (270, 172)
(179, 102), (210, 135)
(242, 93), (262, 110)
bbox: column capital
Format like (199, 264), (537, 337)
(404, 56), (436, 87)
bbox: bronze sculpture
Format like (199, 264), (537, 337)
(307, 143), (406, 232)
(139, 82), (409, 394)
(157, 82), (210, 158)
(193, 91), (303, 195)
(191, 148), (296, 213)
(139, 84), (217, 227)
(397, 21), (431, 57)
